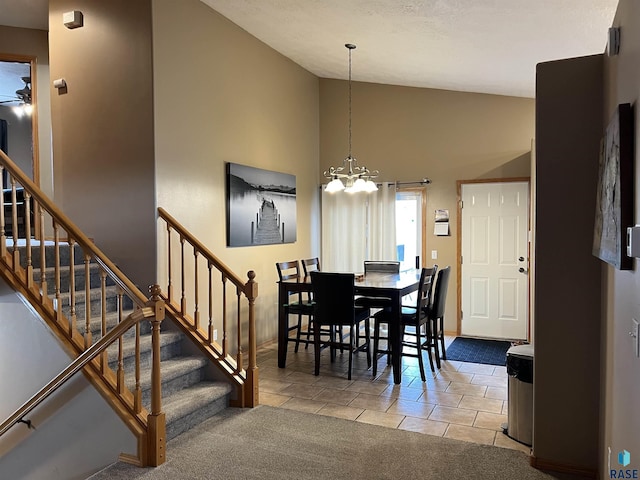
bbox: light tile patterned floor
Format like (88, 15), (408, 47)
(257, 335), (531, 455)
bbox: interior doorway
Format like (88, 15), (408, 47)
(457, 179), (530, 340)
(0, 54), (39, 188)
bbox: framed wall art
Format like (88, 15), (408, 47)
(226, 162), (297, 247)
(592, 103), (634, 270)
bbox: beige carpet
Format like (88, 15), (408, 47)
(88, 405), (568, 480)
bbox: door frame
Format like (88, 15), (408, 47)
(456, 177), (531, 337)
(0, 53), (40, 188)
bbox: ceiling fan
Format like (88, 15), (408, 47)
(0, 76), (31, 106)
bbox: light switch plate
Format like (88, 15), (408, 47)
(633, 319), (639, 358)
(431, 250), (437, 259)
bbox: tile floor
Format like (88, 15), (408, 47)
(257, 334), (531, 455)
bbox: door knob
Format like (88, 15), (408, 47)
(519, 267), (528, 274)
(519, 256), (525, 262)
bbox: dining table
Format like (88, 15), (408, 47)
(277, 268), (422, 384)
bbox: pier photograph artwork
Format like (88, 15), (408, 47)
(226, 162), (297, 246)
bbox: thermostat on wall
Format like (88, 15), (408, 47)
(627, 225), (640, 258)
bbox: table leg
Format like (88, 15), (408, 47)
(278, 283), (288, 368)
(390, 293), (402, 384)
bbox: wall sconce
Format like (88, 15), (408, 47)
(63, 10), (83, 29)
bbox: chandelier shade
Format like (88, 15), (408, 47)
(323, 44), (379, 194)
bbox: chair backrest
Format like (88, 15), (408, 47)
(417, 265), (438, 313)
(364, 260), (400, 274)
(310, 271), (356, 326)
(301, 257), (321, 276)
(276, 260), (301, 282)
(430, 266), (451, 319)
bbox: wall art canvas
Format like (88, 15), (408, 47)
(226, 163), (297, 247)
(592, 103), (633, 270)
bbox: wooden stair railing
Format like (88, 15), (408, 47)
(0, 305), (157, 437)
(157, 207), (259, 407)
(0, 150), (167, 467)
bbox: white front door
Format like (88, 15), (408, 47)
(460, 181), (529, 340)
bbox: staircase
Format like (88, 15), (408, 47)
(21, 242), (233, 438)
(0, 149), (259, 469)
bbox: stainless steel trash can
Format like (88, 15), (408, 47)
(504, 344), (534, 446)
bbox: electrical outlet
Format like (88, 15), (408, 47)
(632, 319), (639, 358)
(431, 250), (437, 259)
(213, 329), (218, 341)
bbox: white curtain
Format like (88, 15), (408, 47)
(321, 183), (397, 272)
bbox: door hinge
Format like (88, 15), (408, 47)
(459, 200), (463, 209)
(460, 311), (463, 319)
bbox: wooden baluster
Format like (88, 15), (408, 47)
(39, 205), (47, 301)
(146, 284), (166, 467)
(245, 270), (259, 407)
(100, 269), (107, 373)
(236, 289), (243, 374)
(10, 177), (19, 268)
(193, 249), (199, 331)
(166, 224), (173, 302)
(134, 319), (142, 414)
(208, 260), (213, 345)
(53, 222), (62, 323)
(84, 253), (92, 348)
(0, 166), (5, 258)
(116, 287), (125, 394)
(180, 235), (186, 315)
(24, 192), (33, 288)
(68, 239), (76, 336)
(222, 274), (228, 356)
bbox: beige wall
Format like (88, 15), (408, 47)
(534, 55), (603, 474)
(0, 25), (53, 198)
(49, 0), (156, 289)
(602, 0), (640, 475)
(152, 0), (320, 345)
(319, 79), (535, 332)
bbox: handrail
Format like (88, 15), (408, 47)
(0, 307), (154, 437)
(0, 150), (148, 306)
(157, 207), (249, 296)
(158, 207), (259, 407)
(0, 150), (168, 466)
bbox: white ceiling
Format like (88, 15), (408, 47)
(0, 0), (619, 98)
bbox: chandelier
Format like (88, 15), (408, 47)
(324, 44), (379, 194)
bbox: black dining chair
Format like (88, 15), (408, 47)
(276, 260), (314, 352)
(355, 261), (400, 311)
(301, 257), (320, 276)
(372, 266), (438, 381)
(310, 271), (371, 380)
(426, 266), (451, 368)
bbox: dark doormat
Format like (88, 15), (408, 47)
(445, 337), (512, 366)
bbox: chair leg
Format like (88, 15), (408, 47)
(365, 319), (371, 369)
(372, 319), (380, 377)
(432, 319), (442, 369)
(415, 325), (426, 382)
(294, 313), (303, 353)
(314, 319), (321, 376)
(348, 324), (355, 380)
(305, 315), (312, 350)
(439, 317), (446, 361)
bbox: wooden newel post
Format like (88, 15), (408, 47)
(245, 270), (259, 407)
(146, 284), (166, 466)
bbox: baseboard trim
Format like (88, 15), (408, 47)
(530, 455), (598, 479)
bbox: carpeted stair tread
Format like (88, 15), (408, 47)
(163, 381), (232, 440)
(106, 330), (183, 366)
(129, 356), (209, 407)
